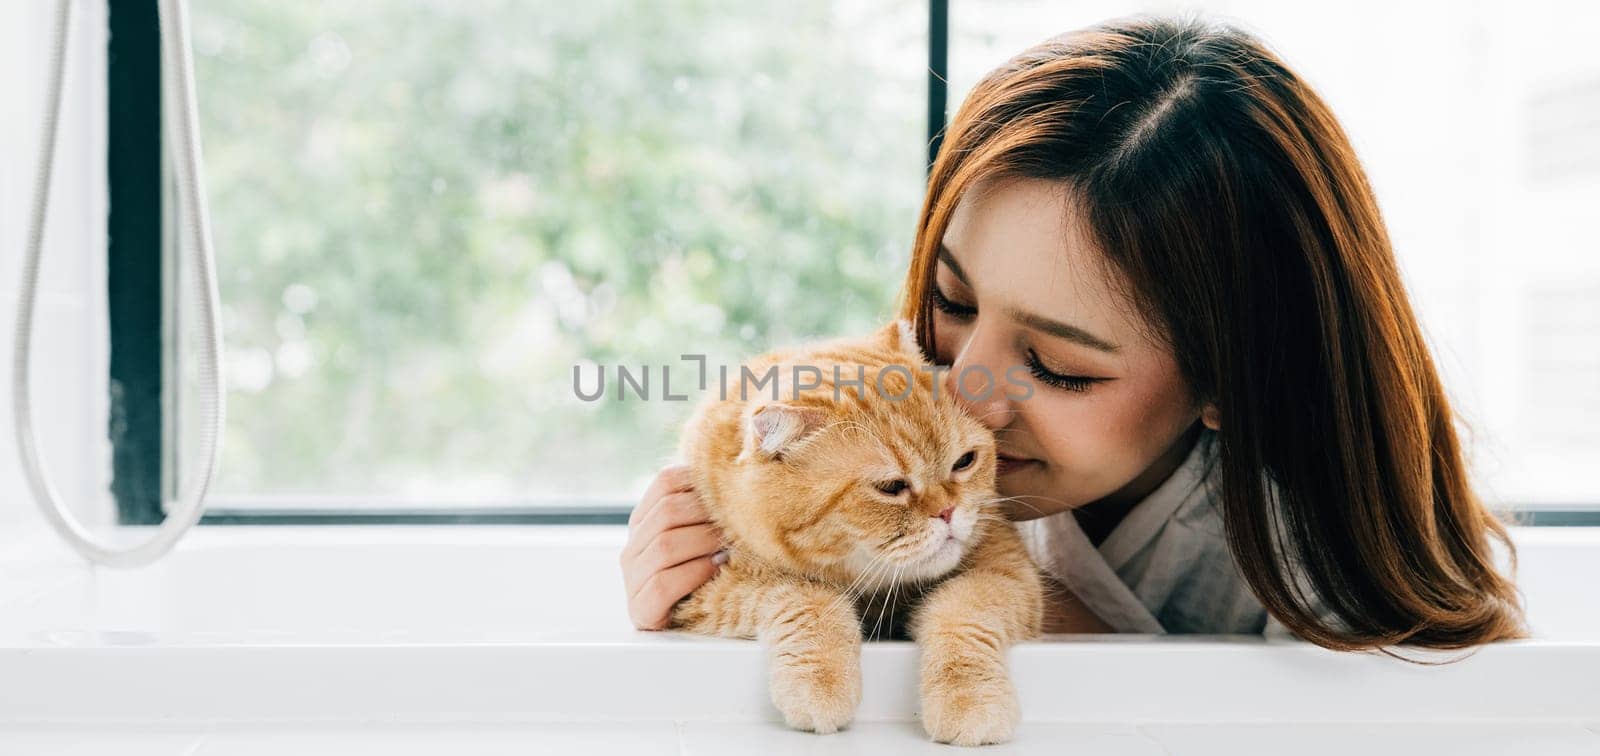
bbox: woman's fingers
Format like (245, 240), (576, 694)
(619, 463), (726, 631)
(624, 491), (716, 561)
(628, 463), (694, 528)
(629, 553), (722, 631)
(624, 521), (725, 596)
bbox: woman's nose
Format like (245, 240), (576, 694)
(942, 325), (1015, 431)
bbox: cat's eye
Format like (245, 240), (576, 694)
(952, 451), (976, 472)
(874, 479), (910, 496)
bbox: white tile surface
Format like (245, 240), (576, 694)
(679, 721), (1169, 755)
(191, 723), (681, 756)
(0, 725), (206, 756)
(3, 721), (1598, 755)
(1141, 723), (1600, 756)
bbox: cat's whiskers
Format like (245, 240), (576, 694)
(968, 405), (1019, 423)
(868, 562), (898, 642)
(983, 493), (1073, 518)
(885, 560), (908, 639)
(855, 552), (901, 637)
(994, 499), (1049, 518)
(825, 547), (902, 624)
(823, 548), (894, 621)
(883, 562), (905, 641)
(997, 492), (1075, 508)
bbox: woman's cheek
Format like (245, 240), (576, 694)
(1033, 398), (1100, 460)
(1026, 401), (1069, 448)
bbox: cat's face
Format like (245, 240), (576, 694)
(731, 320), (1000, 586)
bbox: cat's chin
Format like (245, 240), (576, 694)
(841, 537), (969, 589)
(915, 536), (969, 579)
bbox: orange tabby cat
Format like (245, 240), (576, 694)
(668, 318), (1044, 746)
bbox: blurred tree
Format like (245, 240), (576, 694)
(192, 0), (925, 502)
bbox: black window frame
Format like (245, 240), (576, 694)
(107, 0), (1594, 527)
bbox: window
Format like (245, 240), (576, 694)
(147, 0), (934, 522)
(110, 1), (1597, 524)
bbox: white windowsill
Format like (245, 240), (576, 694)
(0, 525), (1596, 733)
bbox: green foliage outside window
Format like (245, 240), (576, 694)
(192, 0), (925, 502)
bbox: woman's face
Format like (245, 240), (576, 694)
(929, 177), (1219, 521)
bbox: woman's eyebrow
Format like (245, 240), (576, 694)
(937, 244), (1121, 354)
(1006, 308), (1122, 354)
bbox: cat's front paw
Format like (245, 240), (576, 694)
(919, 665), (1020, 746)
(768, 652), (861, 734)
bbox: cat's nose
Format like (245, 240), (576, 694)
(937, 505), (954, 523)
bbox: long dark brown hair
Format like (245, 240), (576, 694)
(899, 13), (1526, 650)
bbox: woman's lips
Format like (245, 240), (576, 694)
(996, 454), (1037, 474)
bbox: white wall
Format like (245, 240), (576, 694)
(0, 0), (111, 555)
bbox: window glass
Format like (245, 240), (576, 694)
(190, 1), (926, 508)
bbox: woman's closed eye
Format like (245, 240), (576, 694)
(931, 284), (977, 319)
(1025, 348), (1102, 393)
(932, 281), (1104, 394)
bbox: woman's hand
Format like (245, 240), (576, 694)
(620, 463), (728, 630)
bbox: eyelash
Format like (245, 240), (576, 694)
(932, 283), (1101, 394)
(930, 285), (976, 319)
(1025, 349), (1099, 393)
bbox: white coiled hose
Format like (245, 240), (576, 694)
(13, 0), (224, 567)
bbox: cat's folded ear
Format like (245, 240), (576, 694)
(737, 401), (828, 463)
(879, 317), (930, 365)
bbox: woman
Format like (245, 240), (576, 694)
(619, 14), (1526, 650)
